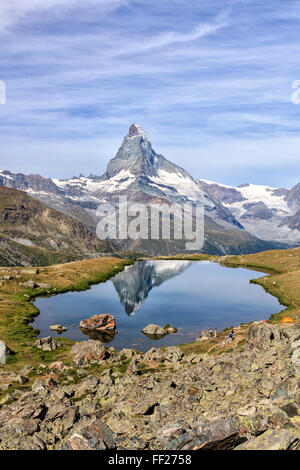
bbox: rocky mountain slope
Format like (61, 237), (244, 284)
(0, 187), (114, 266)
(198, 180), (300, 246)
(0, 247), (299, 450)
(0, 321), (299, 450)
(0, 125), (282, 256)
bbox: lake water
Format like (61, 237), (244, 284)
(32, 260), (282, 351)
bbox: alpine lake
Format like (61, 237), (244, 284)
(32, 260), (282, 351)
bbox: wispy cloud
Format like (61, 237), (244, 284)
(0, 0), (299, 187)
(112, 14), (229, 56)
(0, 0), (130, 31)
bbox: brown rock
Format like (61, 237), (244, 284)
(79, 314), (116, 332)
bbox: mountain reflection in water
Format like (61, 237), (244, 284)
(33, 260), (282, 351)
(112, 260), (192, 315)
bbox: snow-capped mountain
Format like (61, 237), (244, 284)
(198, 180), (300, 245)
(0, 124), (282, 255)
(52, 124), (205, 204)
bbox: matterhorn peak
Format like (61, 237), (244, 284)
(128, 123), (149, 141)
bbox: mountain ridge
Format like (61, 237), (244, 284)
(198, 179), (300, 246)
(0, 187), (115, 266)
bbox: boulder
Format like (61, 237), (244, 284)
(143, 347), (164, 362)
(71, 340), (108, 365)
(0, 341), (12, 365)
(48, 361), (68, 371)
(119, 348), (136, 360)
(76, 375), (100, 396)
(163, 346), (184, 364)
(134, 399), (159, 415)
(281, 325), (300, 343)
(23, 280), (37, 289)
(34, 337), (58, 352)
(126, 358), (140, 375)
(165, 327), (177, 334)
(141, 324), (166, 337)
(235, 404), (291, 437)
(38, 283), (52, 290)
(63, 420), (115, 450)
(50, 325), (67, 332)
(184, 353), (203, 364)
(190, 419), (240, 450)
(161, 418), (240, 450)
(235, 429), (299, 450)
(247, 322), (281, 351)
(79, 314), (116, 332)
(291, 347), (300, 366)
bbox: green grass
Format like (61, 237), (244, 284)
(1, 246), (300, 381)
(0, 257), (133, 371)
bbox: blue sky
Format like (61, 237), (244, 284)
(0, 0), (299, 187)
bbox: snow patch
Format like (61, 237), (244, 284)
(53, 170), (135, 194)
(151, 170), (202, 201)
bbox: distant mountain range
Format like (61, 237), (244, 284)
(198, 180), (300, 246)
(0, 124), (298, 260)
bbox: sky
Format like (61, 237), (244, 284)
(0, 0), (299, 188)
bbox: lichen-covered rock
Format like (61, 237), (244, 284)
(76, 376), (100, 396)
(235, 429), (300, 450)
(144, 347), (164, 361)
(235, 404), (291, 437)
(291, 347), (300, 366)
(71, 340), (108, 365)
(134, 399), (159, 416)
(191, 419), (240, 450)
(160, 418), (240, 450)
(163, 346), (184, 364)
(281, 325), (300, 343)
(63, 419), (116, 450)
(247, 322), (282, 351)
(79, 314), (116, 332)
(1, 314), (300, 451)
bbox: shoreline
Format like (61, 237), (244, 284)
(0, 248), (300, 450)
(0, 248), (299, 370)
(0, 257), (134, 370)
